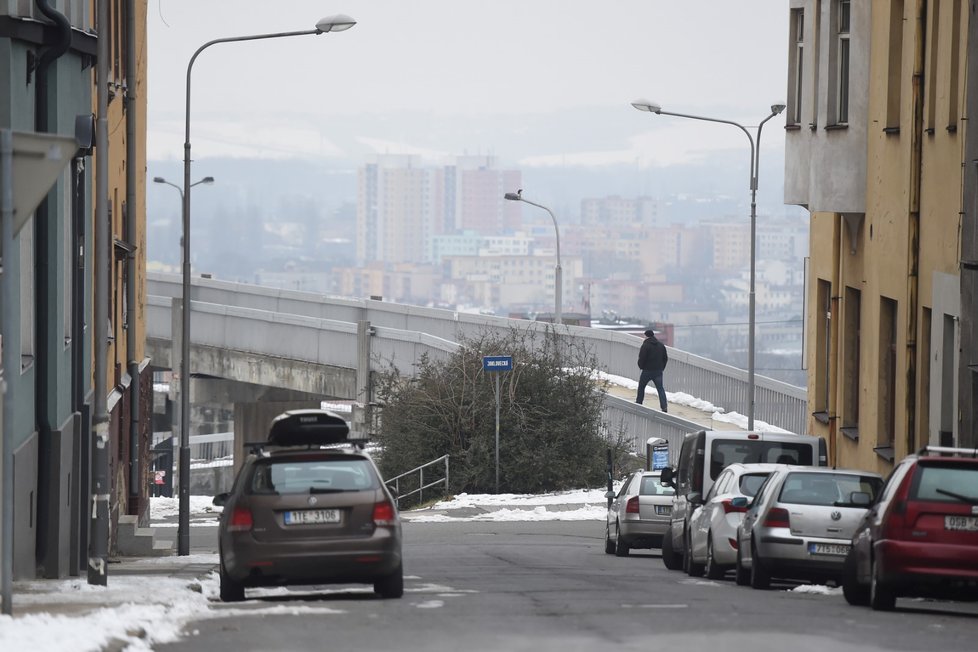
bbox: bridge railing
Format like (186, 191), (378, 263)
(147, 273), (808, 434)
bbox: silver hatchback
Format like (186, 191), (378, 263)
(735, 467), (883, 589)
(605, 470), (675, 556)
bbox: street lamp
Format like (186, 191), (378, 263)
(178, 14), (356, 555)
(504, 190), (562, 325)
(154, 175), (214, 201)
(631, 99), (785, 430)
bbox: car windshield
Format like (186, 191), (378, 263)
(913, 464), (978, 504)
(778, 472), (882, 506)
(640, 475), (675, 496)
(738, 473), (771, 497)
(250, 458), (377, 495)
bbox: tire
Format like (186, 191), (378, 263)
(869, 557), (895, 611)
(614, 524), (630, 557)
(604, 522), (616, 555)
(734, 545), (749, 586)
(375, 563), (404, 599)
(842, 549), (869, 606)
(749, 539), (770, 590)
(661, 527), (682, 570)
(705, 535), (724, 580)
(219, 563), (245, 603)
(684, 530), (704, 577)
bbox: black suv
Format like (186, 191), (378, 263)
(214, 409), (403, 602)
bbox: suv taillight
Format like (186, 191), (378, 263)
(722, 499), (747, 514)
(626, 496), (640, 514)
(373, 501), (397, 526)
(763, 507), (790, 528)
(228, 506), (253, 532)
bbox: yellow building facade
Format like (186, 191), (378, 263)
(788, 1), (966, 472)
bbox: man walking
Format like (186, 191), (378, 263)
(636, 328), (668, 412)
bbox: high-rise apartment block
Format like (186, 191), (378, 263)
(356, 155), (521, 266)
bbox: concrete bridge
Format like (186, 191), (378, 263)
(146, 273), (809, 466)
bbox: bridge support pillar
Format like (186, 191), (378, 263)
(232, 401), (320, 475)
(355, 320), (373, 438)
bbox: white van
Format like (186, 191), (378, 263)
(658, 430), (827, 572)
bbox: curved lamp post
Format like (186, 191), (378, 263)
(504, 190), (562, 325)
(631, 99), (785, 430)
(178, 14), (356, 555)
(154, 175), (214, 200)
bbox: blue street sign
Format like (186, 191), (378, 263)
(482, 355), (513, 372)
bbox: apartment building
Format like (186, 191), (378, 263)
(0, 1), (150, 578)
(786, 0), (968, 468)
(356, 155), (520, 266)
(963, 3), (978, 446)
(580, 195), (661, 228)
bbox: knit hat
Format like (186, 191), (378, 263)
(644, 329), (655, 337)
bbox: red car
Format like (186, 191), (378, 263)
(843, 446), (978, 610)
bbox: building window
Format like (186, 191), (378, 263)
(841, 286), (860, 438)
(836, 0), (851, 124)
(925, 0), (940, 133)
(813, 279), (832, 421)
(885, 0), (904, 131)
(947, 0), (962, 130)
(788, 8), (805, 126)
(877, 296), (897, 453)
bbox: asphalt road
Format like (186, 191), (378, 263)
(157, 520), (978, 652)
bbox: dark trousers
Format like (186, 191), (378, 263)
(637, 369), (667, 411)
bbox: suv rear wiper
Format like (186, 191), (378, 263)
(935, 488), (978, 504)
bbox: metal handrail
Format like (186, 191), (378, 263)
(385, 454), (450, 507)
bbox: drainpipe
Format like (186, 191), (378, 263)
(906, 0), (925, 456)
(32, 0), (72, 578)
(125, 0), (141, 518)
(89, 0), (110, 587)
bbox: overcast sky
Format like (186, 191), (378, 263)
(146, 0), (792, 168)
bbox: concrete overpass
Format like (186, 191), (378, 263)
(146, 273), (809, 464)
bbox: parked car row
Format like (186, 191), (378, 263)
(608, 429), (978, 612)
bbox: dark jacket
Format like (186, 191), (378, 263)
(638, 335), (668, 371)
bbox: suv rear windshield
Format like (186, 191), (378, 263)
(710, 440), (814, 479)
(912, 463), (978, 503)
(250, 457), (378, 495)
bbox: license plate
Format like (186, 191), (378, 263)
(808, 542), (850, 556)
(284, 509), (340, 525)
(945, 515), (978, 531)
(655, 505), (671, 516)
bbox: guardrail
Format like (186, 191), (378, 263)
(385, 455), (450, 508)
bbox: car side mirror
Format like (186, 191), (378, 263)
(730, 496), (749, 509)
(213, 492), (230, 507)
(848, 491), (871, 507)
(659, 467), (675, 486)
(688, 491), (703, 506)
(604, 490), (616, 499)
